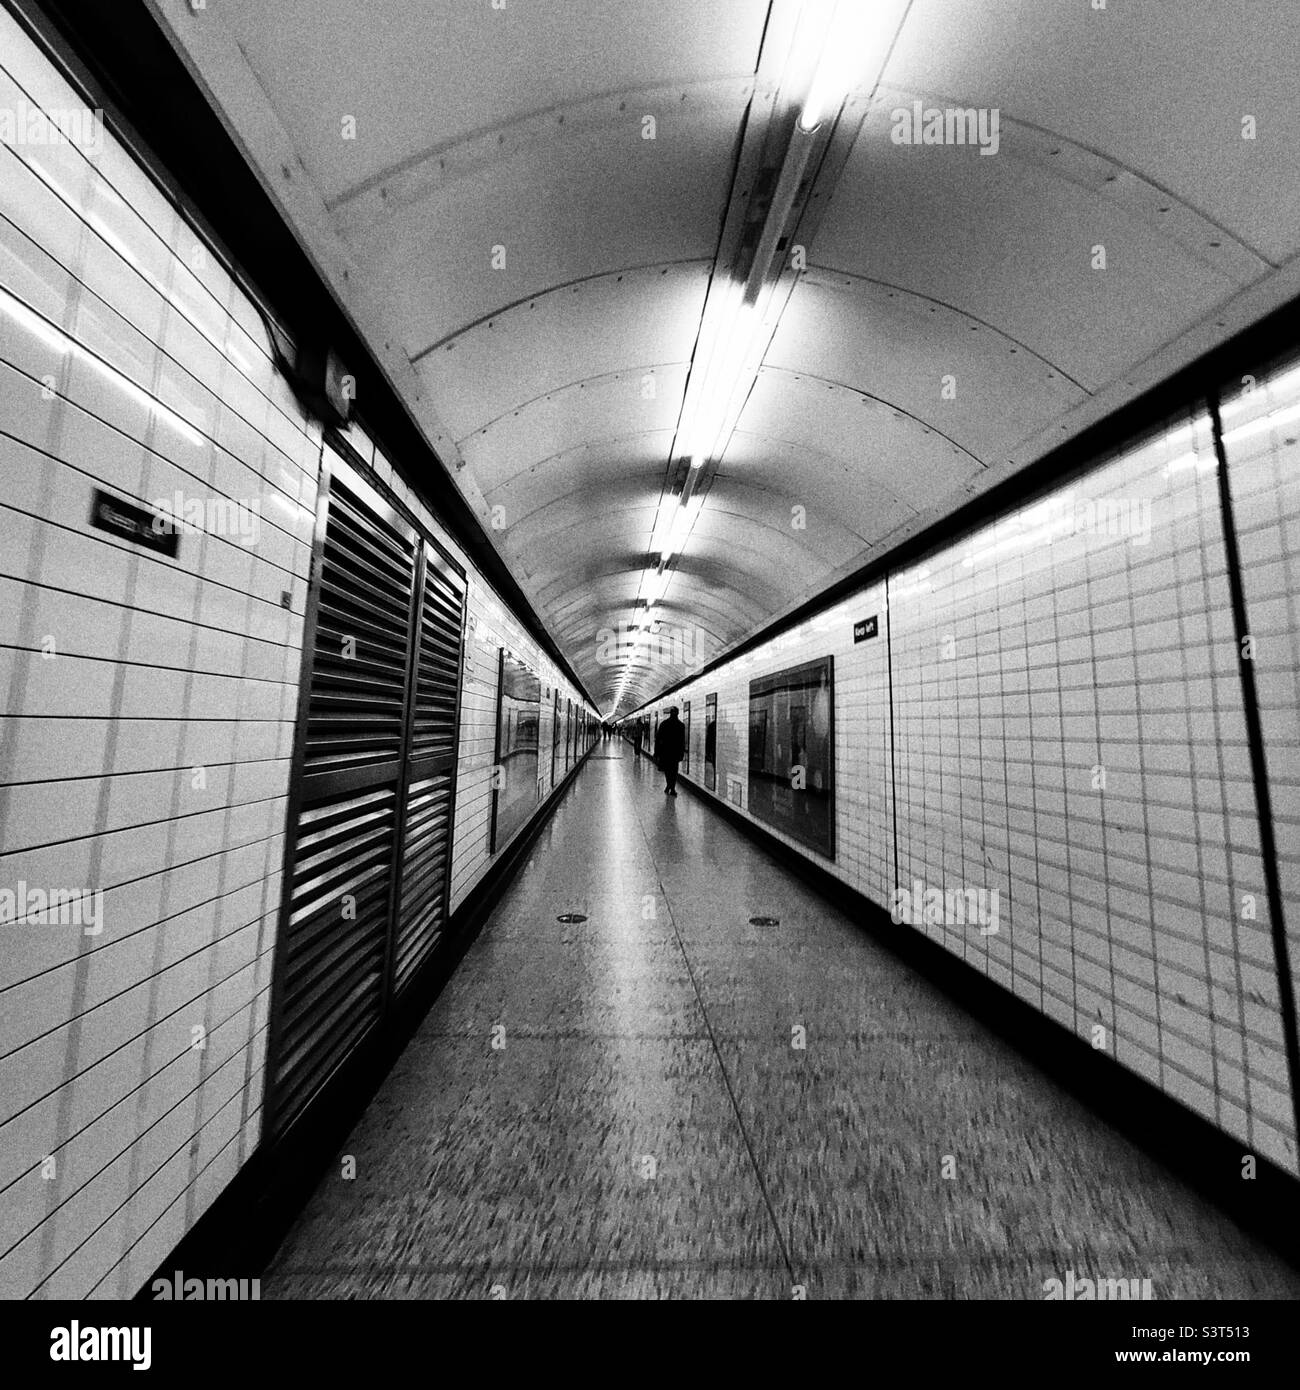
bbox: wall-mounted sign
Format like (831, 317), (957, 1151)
(853, 615), (878, 643)
(89, 488), (179, 557)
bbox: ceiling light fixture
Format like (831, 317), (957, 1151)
(649, 493), (679, 555)
(670, 1), (883, 486)
(642, 568), (669, 607)
(619, 0), (891, 696)
(798, 0), (881, 134)
(682, 300), (763, 472)
(674, 281), (751, 471)
(653, 494), (704, 562)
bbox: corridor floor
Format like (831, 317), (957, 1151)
(264, 744), (1300, 1299)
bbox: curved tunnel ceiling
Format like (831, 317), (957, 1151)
(149, 0), (1300, 713)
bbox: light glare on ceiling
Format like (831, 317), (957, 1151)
(798, 0), (881, 133)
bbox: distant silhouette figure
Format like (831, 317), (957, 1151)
(655, 706), (686, 796)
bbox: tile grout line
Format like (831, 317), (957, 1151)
(623, 750), (800, 1289)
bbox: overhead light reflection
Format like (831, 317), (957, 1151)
(0, 284), (206, 447)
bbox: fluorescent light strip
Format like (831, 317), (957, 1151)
(669, 2), (890, 491)
(649, 494), (677, 554)
(659, 496), (702, 562)
(680, 297), (760, 471)
(676, 282), (746, 468)
(798, 0), (880, 133)
(642, 568), (669, 606)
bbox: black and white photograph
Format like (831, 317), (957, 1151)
(1, 0), (1299, 1368)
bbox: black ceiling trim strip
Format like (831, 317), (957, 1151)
(9, 0), (596, 706)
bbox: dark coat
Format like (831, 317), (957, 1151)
(655, 715), (685, 767)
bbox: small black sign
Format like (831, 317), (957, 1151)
(854, 615), (878, 643)
(89, 488), (179, 557)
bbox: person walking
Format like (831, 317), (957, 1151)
(654, 706), (686, 796)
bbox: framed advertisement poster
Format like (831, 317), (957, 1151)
(491, 650), (541, 852)
(746, 657), (834, 857)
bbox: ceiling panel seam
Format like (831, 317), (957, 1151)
(458, 361), (694, 444)
(327, 76), (764, 223)
(796, 270), (1091, 393)
(410, 258), (712, 361)
(863, 83), (1279, 270)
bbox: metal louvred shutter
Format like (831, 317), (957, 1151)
(273, 784), (397, 1128)
(305, 474), (415, 782)
(392, 771), (454, 990)
(392, 544), (465, 992)
(269, 454), (418, 1139)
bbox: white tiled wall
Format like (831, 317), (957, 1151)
(650, 385), (1300, 1178)
(0, 15), (598, 1298)
(1221, 359), (1300, 1108)
(0, 10), (317, 1298)
(448, 578), (595, 913)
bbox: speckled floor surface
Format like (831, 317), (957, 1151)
(263, 744), (1300, 1299)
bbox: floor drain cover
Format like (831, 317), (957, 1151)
(749, 916), (780, 926)
(556, 913), (588, 923)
